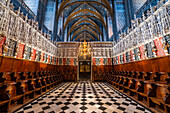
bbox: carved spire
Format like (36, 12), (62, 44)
(142, 12), (145, 21)
(7, 0), (11, 7)
(17, 7), (21, 15)
(25, 14), (28, 22)
(9, 3), (14, 11)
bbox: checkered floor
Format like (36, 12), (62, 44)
(15, 81), (153, 113)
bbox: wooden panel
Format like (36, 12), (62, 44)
(11, 59), (23, 72)
(0, 57), (14, 72)
(0, 56), (79, 82)
(21, 60), (35, 72)
(113, 56), (170, 72)
(33, 62), (40, 71)
(92, 65), (113, 74)
(0, 56), (3, 66)
(157, 56), (170, 72)
(39, 63), (48, 71)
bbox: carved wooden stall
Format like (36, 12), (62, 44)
(108, 1), (170, 112)
(56, 42), (78, 81)
(0, 56), (66, 112)
(0, 0), (169, 112)
(107, 56), (170, 113)
(91, 42), (113, 82)
(105, 1), (170, 112)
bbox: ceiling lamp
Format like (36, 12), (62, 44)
(78, 26), (91, 59)
(78, 3), (91, 60)
(78, 40), (91, 59)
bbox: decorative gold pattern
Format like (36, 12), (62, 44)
(57, 0), (113, 41)
(78, 40), (91, 59)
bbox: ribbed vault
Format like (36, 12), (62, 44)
(57, 0), (113, 42)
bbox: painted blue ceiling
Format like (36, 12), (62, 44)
(58, 0), (112, 42)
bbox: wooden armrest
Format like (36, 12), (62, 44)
(35, 88), (41, 91)
(124, 86), (129, 89)
(165, 104), (170, 107)
(111, 81), (115, 84)
(10, 94), (24, 100)
(115, 82), (119, 85)
(17, 80), (28, 82)
(138, 92), (148, 97)
(130, 89), (137, 92)
(119, 84), (123, 87)
(149, 97), (164, 105)
(25, 90), (34, 94)
(154, 82), (170, 86)
(0, 100), (9, 106)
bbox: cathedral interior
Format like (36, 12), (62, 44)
(0, 0), (169, 113)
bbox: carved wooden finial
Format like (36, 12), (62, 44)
(28, 19), (32, 25)
(134, 14), (136, 20)
(41, 29), (43, 34)
(25, 14), (28, 22)
(9, 3), (14, 11)
(150, 5), (153, 14)
(20, 12), (24, 19)
(123, 31), (126, 37)
(7, 0), (11, 7)
(34, 16), (36, 21)
(146, 10), (150, 17)
(127, 28), (130, 34)
(142, 12), (145, 21)
(18, 7), (21, 15)
(31, 19), (34, 26)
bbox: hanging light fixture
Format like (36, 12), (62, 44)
(78, 2), (91, 59)
(78, 29), (91, 59)
(78, 40), (91, 59)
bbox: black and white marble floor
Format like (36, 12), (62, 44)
(14, 81), (153, 113)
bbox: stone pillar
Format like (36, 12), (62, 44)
(67, 26), (70, 42)
(111, 0), (118, 41)
(124, 0), (134, 28)
(44, 0), (56, 32)
(37, 0), (48, 30)
(103, 26), (106, 41)
(53, 0), (58, 41)
(105, 15), (109, 41)
(64, 25), (67, 42)
(62, 15), (65, 41)
(101, 26), (104, 41)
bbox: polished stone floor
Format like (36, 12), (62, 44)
(14, 81), (153, 113)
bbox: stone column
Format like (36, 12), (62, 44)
(111, 0), (118, 41)
(37, 0), (48, 30)
(53, 0), (58, 41)
(124, 0), (134, 28)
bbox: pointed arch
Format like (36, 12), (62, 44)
(57, 0), (113, 21)
(67, 24), (102, 39)
(71, 28), (99, 41)
(74, 33), (96, 41)
(64, 15), (105, 31)
(68, 19), (101, 36)
(79, 37), (91, 41)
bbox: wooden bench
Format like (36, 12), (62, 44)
(148, 83), (170, 112)
(129, 79), (141, 96)
(0, 85), (10, 112)
(137, 81), (152, 101)
(122, 77), (132, 92)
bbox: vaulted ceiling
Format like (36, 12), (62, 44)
(57, 0), (113, 42)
